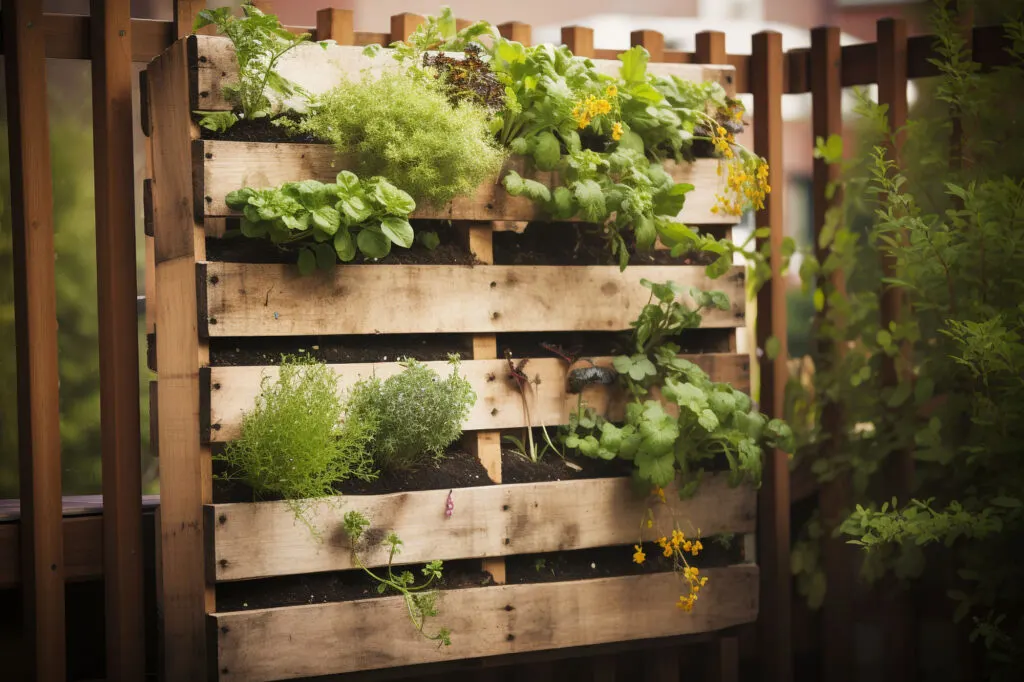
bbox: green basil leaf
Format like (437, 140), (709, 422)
(380, 216), (414, 248)
(357, 226), (392, 259)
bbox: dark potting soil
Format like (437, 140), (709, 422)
(205, 221), (476, 266)
(212, 447), (494, 505)
(496, 328), (736, 360)
(493, 222), (720, 267)
(215, 558), (495, 612)
(500, 447), (633, 484)
(209, 333), (473, 367)
(197, 115), (319, 144)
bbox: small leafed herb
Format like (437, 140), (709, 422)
(288, 69), (506, 208)
(225, 172), (417, 274)
(217, 355), (377, 531)
(192, 3), (322, 131)
(344, 357), (477, 472)
(343, 511), (451, 646)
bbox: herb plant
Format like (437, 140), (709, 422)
(343, 511), (451, 646)
(225, 172), (417, 274)
(785, 3), (1024, 674)
(289, 69), (506, 207)
(192, 3), (321, 131)
(344, 357), (477, 472)
(218, 355), (377, 527)
(562, 281), (793, 496)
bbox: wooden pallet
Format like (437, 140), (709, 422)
(148, 33), (754, 681)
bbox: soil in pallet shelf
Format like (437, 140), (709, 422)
(215, 541), (740, 612)
(206, 219), (721, 268)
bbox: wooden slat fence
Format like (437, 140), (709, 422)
(0, 1), (1002, 680)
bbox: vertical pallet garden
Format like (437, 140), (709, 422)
(147, 15), (763, 681)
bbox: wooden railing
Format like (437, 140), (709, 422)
(0, 0), (1004, 680)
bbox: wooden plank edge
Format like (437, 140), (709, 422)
(206, 474), (756, 581)
(210, 567), (758, 681)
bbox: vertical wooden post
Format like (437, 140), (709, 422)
(810, 25), (854, 682)
(498, 22), (531, 44)
(695, 31), (727, 65)
(148, 39), (210, 681)
(631, 30), (665, 61)
(876, 18), (916, 682)
(561, 26), (594, 57)
(1, 0), (66, 679)
(752, 29), (791, 682)
(390, 12), (425, 43)
(173, 0), (205, 37)
(90, 1), (145, 679)
(316, 8), (354, 44)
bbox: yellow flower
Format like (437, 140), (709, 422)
(611, 121), (623, 141)
(633, 544), (646, 565)
(700, 576), (708, 586)
(652, 486), (666, 503)
(691, 540), (703, 556)
(605, 84), (618, 98)
(676, 594), (696, 612)
(646, 518), (653, 528)
(671, 529), (685, 549)
(663, 543), (673, 558)
(657, 536), (668, 547)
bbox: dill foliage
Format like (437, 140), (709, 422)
(219, 355), (377, 504)
(345, 357), (477, 471)
(293, 70), (506, 207)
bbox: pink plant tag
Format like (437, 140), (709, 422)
(445, 490), (455, 519)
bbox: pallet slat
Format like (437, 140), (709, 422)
(207, 474), (755, 581)
(200, 263), (746, 337)
(190, 36), (736, 114)
(208, 354), (749, 442)
(197, 141), (735, 226)
(212, 567), (758, 681)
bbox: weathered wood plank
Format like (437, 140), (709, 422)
(2, 0), (67, 677)
(212, 567), (758, 681)
(207, 475), (755, 582)
(191, 36), (737, 114)
(90, 1), (146, 678)
(208, 354), (749, 442)
(198, 141), (735, 226)
(201, 263), (746, 337)
(147, 39), (210, 680)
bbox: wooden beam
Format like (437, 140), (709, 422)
(147, 38), (210, 680)
(207, 354), (749, 443)
(90, 1), (145, 678)
(561, 26), (594, 58)
(498, 21), (531, 45)
(631, 30), (665, 62)
(315, 7), (354, 44)
(389, 12), (424, 43)
(2, 0), (66, 678)
(695, 31), (727, 65)
(174, 0), (205, 39)
(200, 262), (747, 338)
(810, 25), (855, 682)
(212, 568), (758, 681)
(752, 30), (791, 682)
(206, 475), (756, 582)
(197, 141), (734, 226)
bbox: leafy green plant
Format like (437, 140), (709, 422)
(289, 69), (506, 207)
(784, 3), (1024, 675)
(192, 3), (322, 130)
(217, 355), (377, 527)
(345, 357), (477, 472)
(343, 511), (451, 646)
(224, 172), (417, 274)
(563, 280), (793, 496)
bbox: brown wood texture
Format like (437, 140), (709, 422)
(316, 7), (354, 44)
(0, 517), (106, 588)
(498, 21), (531, 44)
(207, 474), (755, 581)
(389, 12), (424, 42)
(207, 354), (748, 443)
(810, 25), (855, 682)
(876, 18), (916, 682)
(2, 0), (66, 678)
(751, 30), (791, 682)
(90, 1), (145, 678)
(561, 26), (594, 58)
(147, 39), (210, 680)
(190, 35), (736, 111)
(200, 262), (746, 337)
(197, 141), (736, 227)
(211, 567), (758, 681)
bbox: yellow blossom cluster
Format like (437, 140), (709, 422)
(676, 566), (709, 612)
(657, 529), (702, 558)
(572, 95), (612, 129)
(712, 155), (771, 217)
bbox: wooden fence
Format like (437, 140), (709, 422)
(0, 0), (1007, 680)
